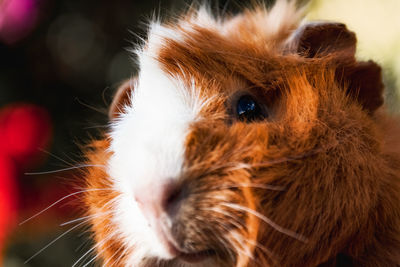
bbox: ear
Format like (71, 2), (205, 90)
(287, 22), (384, 113)
(109, 79), (134, 119)
(341, 60), (384, 113)
(287, 22), (357, 58)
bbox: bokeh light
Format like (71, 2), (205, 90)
(0, 0), (39, 44)
(0, 154), (17, 262)
(46, 14), (107, 80)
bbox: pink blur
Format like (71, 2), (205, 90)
(0, 0), (38, 44)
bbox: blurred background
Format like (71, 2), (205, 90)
(0, 0), (398, 266)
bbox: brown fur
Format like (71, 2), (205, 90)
(83, 3), (400, 266)
(83, 139), (142, 266)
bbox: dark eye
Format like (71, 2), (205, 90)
(237, 95), (266, 122)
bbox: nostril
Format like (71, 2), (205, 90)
(134, 180), (187, 222)
(162, 182), (186, 217)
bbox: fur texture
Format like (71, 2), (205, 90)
(83, 1), (400, 266)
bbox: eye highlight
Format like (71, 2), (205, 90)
(236, 95), (266, 122)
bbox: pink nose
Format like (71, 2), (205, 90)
(134, 180), (183, 224)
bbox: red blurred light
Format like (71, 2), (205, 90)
(0, 154), (17, 257)
(0, 104), (52, 167)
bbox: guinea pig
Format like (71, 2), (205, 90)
(82, 1), (400, 266)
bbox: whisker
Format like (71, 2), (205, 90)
(24, 164), (105, 176)
(73, 196), (119, 267)
(206, 162), (251, 174)
(77, 224), (95, 239)
(73, 239), (106, 267)
(75, 231), (93, 253)
(19, 188), (114, 225)
(60, 211), (112, 227)
(75, 97), (107, 115)
(111, 243), (131, 267)
(38, 148), (75, 167)
(82, 252), (99, 267)
(221, 203), (308, 243)
(242, 237), (278, 265)
(201, 207), (246, 230)
(101, 241), (125, 267)
(60, 215), (94, 227)
(62, 197), (117, 227)
(196, 215), (236, 263)
(227, 229), (258, 267)
(205, 209), (277, 265)
(230, 231), (254, 259)
(76, 234), (114, 267)
(24, 220), (86, 264)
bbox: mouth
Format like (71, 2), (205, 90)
(162, 231), (216, 263)
(156, 218), (216, 263)
(163, 238), (215, 263)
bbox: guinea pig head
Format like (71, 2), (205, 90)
(83, 2), (400, 267)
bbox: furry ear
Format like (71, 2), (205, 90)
(287, 22), (384, 113)
(287, 22), (356, 58)
(109, 79), (134, 119)
(340, 61), (384, 113)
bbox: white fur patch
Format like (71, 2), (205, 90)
(263, 0), (304, 37)
(108, 31), (206, 264)
(222, 0), (303, 44)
